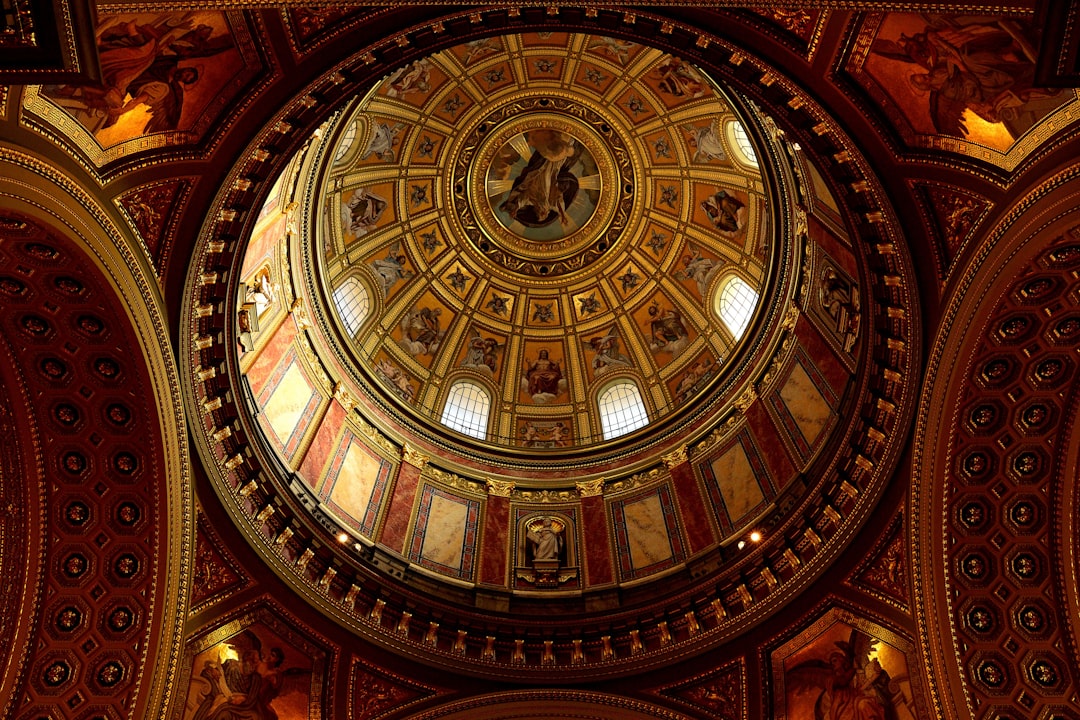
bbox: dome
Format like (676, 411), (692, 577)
(309, 33), (778, 456)
(203, 21), (913, 682)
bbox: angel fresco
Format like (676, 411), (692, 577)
(676, 245), (723, 298)
(646, 301), (690, 356)
(683, 122), (727, 163)
(47, 13), (235, 137)
(785, 627), (902, 720)
(186, 629), (309, 720)
(701, 189), (746, 234)
(871, 16), (1068, 142)
(651, 57), (706, 99)
(368, 242), (412, 298)
(343, 187), (388, 239)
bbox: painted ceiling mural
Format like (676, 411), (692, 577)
(2, 3), (1079, 720)
(317, 32), (771, 449)
(849, 13), (1079, 168)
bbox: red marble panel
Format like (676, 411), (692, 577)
(669, 461), (716, 554)
(794, 314), (851, 401)
(296, 400), (347, 493)
(745, 401), (797, 490)
(478, 494), (509, 586)
(242, 315), (298, 396)
(808, 215), (857, 275)
(378, 461), (421, 555)
(580, 495), (613, 586)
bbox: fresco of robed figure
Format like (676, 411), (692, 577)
(43, 11), (242, 146)
(487, 128), (601, 242)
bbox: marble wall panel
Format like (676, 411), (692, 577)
(408, 485), (479, 580)
(611, 485), (685, 581)
(322, 431), (393, 538)
(699, 434), (770, 534)
(243, 318), (298, 396)
(769, 350), (837, 463)
(256, 350), (322, 462)
(296, 400), (347, 493)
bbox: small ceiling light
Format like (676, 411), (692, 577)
(737, 540), (746, 550)
(749, 531), (762, 543)
(337, 532), (349, 543)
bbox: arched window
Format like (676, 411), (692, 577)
(727, 120), (758, 167)
(440, 380), (491, 440)
(716, 275), (758, 340)
(332, 277), (369, 337)
(598, 380), (649, 440)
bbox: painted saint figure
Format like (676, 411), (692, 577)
(701, 189), (746, 233)
(523, 349), (566, 403)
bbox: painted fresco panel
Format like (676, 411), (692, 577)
(41, 12), (255, 148)
(855, 13), (1074, 160)
(773, 609), (923, 720)
(182, 617), (322, 720)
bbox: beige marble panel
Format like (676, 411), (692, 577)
(711, 442), (764, 524)
(328, 441), (380, 535)
(420, 492), (468, 571)
(779, 361), (831, 445)
(623, 493), (673, 570)
(263, 361), (314, 444)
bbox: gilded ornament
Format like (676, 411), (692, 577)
(661, 445), (688, 469)
(575, 478), (605, 497)
(486, 478), (515, 497)
(401, 443), (429, 469)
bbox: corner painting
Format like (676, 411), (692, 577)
(850, 13), (1077, 168)
(181, 609), (326, 720)
(27, 11), (259, 164)
(771, 608), (925, 720)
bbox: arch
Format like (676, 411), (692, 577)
(440, 379), (491, 440)
(597, 378), (649, 440)
(714, 273), (759, 340)
(331, 275), (370, 337)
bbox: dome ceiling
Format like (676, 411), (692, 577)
(198, 16), (917, 682)
(317, 32), (770, 450)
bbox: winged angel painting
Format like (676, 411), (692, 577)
(184, 627), (313, 720)
(782, 623), (919, 720)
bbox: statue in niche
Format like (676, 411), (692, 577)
(519, 516), (574, 589)
(819, 266), (861, 353)
(527, 517), (563, 563)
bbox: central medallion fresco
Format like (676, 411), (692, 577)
(457, 99), (629, 278)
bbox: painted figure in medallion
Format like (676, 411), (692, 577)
(496, 130), (583, 229)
